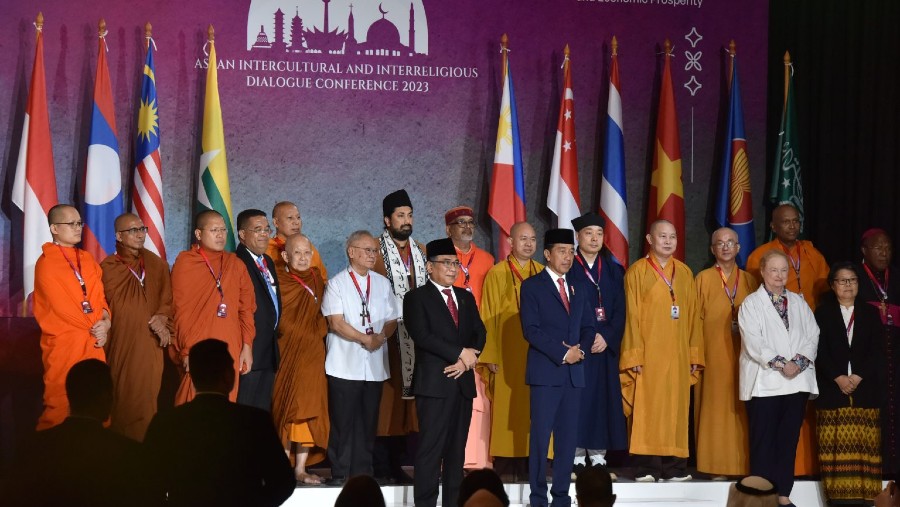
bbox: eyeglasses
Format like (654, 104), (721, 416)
(245, 227), (272, 235)
(53, 221), (84, 228)
(451, 220), (475, 228)
(351, 246), (378, 255)
(118, 226), (149, 235)
(431, 259), (462, 269)
(713, 240), (737, 249)
(204, 228), (228, 234)
(834, 277), (859, 287)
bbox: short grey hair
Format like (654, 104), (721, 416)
(345, 230), (375, 260)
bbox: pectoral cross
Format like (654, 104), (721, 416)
(360, 305), (371, 326)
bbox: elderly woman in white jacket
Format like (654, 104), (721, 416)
(738, 249), (819, 507)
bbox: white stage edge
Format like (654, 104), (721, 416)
(283, 479), (834, 506)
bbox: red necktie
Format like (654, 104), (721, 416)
(443, 288), (459, 327)
(558, 278), (570, 314)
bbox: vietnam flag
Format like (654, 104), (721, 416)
(646, 40), (685, 261)
(488, 35), (526, 260)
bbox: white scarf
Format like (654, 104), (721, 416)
(379, 229), (428, 398)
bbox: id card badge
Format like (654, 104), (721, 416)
(365, 327), (374, 335)
(731, 320), (739, 334)
(217, 303), (228, 318)
(81, 301), (94, 314)
(595, 306), (607, 322)
(670, 305), (680, 320)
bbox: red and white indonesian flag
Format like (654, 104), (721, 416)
(547, 46), (581, 230)
(12, 18), (58, 311)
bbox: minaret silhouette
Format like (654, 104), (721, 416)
(323, 0), (331, 33)
(408, 3), (415, 55)
(347, 4), (357, 44)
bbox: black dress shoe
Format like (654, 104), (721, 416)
(571, 463), (587, 480)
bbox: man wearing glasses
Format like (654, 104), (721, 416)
(235, 209), (282, 411)
(33, 204), (111, 430)
(321, 230), (399, 485)
(171, 210), (256, 406)
(99, 212), (173, 441)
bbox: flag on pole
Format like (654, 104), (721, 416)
(547, 44), (581, 231)
(769, 51), (804, 232)
(646, 39), (686, 261)
(82, 19), (123, 260)
(488, 35), (526, 260)
(11, 13), (58, 312)
(714, 42), (755, 268)
(197, 25), (236, 251)
(132, 22), (167, 260)
(599, 36), (629, 267)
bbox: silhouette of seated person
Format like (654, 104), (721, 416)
(142, 338), (294, 507)
(458, 469), (510, 507)
(1, 359), (139, 507)
(334, 475), (387, 507)
(575, 465), (617, 507)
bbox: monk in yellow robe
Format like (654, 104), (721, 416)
(271, 234), (329, 484)
(620, 220), (703, 481)
(266, 201), (327, 278)
(479, 222), (542, 471)
(33, 204), (111, 430)
(100, 213), (173, 441)
(171, 210), (255, 404)
(745, 203), (829, 476)
(694, 227), (758, 476)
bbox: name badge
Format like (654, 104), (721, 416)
(81, 301), (94, 314)
(365, 327), (374, 335)
(731, 320), (739, 334)
(670, 305), (680, 320)
(595, 306), (607, 322)
(217, 303), (228, 318)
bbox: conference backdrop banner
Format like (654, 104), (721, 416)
(0, 0), (769, 316)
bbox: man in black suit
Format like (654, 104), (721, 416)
(142, 339), (295, 507)
(235, 209), (282, 410)
(2, 359), (139, 507)
(404, 238), (487, 507)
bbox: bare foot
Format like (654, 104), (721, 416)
(297, 472), (323, 485)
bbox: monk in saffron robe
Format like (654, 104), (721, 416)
(266, 201), (327, 278)
(694, 227), (758, 476)
(272, 234), (329, 484)
(620, 220), (703, 482)
(479, 222), (542, 476)
(33, 204), (111, 430)
(100, 213), (173, 441)
(745, 204), (828, 476)
(171, 210), (255, 404)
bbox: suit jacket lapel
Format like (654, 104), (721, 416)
(427, 282), (458, 330)
(541, 269), (568, 313)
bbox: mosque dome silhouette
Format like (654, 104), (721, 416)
(366, 17), (403, 50)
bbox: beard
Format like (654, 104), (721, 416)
(390, 225), (413, 241)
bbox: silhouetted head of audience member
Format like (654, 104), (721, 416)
(66, 359), (113, 421)
(726, 476), (778, 507)
(189, 339), (235, 395)
(334, 475), (386, 507)
(575, 465), (616, 507)
(458, 468), (509, 507)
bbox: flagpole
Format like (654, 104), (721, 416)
(500, 33), (508, 80)
(783, 51), (791, 108)
(728, 40), (735, 90)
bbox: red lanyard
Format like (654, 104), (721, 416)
(57, 245), (89, 302)
(862, 262), (890, 301)
(197, 246), (225, 304)
(288, 270), (318, 303)
(400, 244), (412, 276)
(507, 256), (536, 311)
(115, 253), (145, 287)
(254, 256), (273, 285)
(575, 253), (603, 306)
(846, 309), (856, 339)
(780, 242), (802, 292)
(458, 249), (475, 287)
(646, 255), (676, 305)
(349, 269), (372, 327)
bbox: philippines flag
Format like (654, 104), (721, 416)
(599, 37), (629, 267)
(714, 45), (755, 267)
(132, 25), (166, 260)
(11, 13), (58, 312)
(488, 36), (526, 260)
(82, 21), (123, 260)
(547, 45), (581, 231)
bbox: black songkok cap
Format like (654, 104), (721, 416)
(426, 238), (457, 259)
(544, 228), (575, 248)
(571, 211), (606, 232)
(382, 189), (413, 217)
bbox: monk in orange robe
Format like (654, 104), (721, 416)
(266, 201), (327, 278)
(271, 234), (329, 484)
(745, 203), (829, 476)
(100, 213), (173, 441)
(33, 204), (111, 430)
(171, 210), (255, 404)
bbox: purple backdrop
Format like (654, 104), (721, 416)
(0, 0), (769, 316)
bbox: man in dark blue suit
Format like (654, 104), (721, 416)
(235, 209), (282, 411)
(404, 238), (486, 507)
(520, 228), (597, 507)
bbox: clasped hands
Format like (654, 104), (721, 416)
(835, 374), (863, 395)
(444, 348), (480, 379)
(89, 311), (111, 348)
(148, 314), (171, 347)
(359, 332), (387, 352)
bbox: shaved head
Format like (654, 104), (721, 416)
(648, 219), (674, 236)
(271, 201), (302, 238)
(510, 222), (532, 238)
(48, 204), (77, 226)
(195, 210), (224, 230)
(272, 201), (298, 219)
(114, 213), (141, 231)
(710, 227), (737, 245)
(284, 233), (311, 252)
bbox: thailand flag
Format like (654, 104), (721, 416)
(488, 39), (526, 260)
(547, 45), (581, 231)
(82, 26), (123, 260)
(599, 38), (630, 267)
